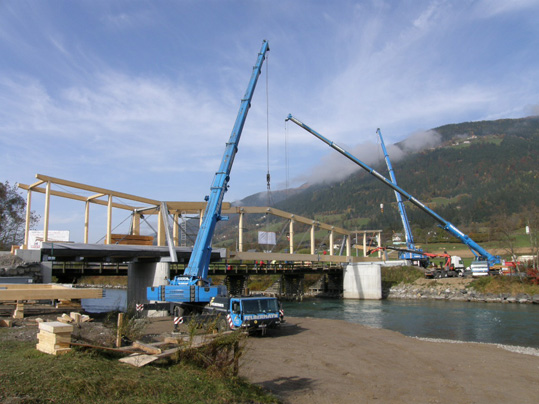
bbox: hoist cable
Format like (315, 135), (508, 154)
(284, 120), (290, 199)
(265, 53), (272, 206)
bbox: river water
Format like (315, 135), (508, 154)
(283, 298), (539, 348)
(82, 290), (539, 348)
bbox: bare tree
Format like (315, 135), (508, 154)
(523, 204), (538, 270)
(490, 211), (521, 272)
(0, 181), (39, 250)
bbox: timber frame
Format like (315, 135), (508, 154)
(16, 174), (382, 260)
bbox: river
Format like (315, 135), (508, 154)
(82, 290), (539, 348)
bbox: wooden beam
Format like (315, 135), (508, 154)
(24, 189), (32, 249)
(173, 213), (179, 246)
(132, 213), (141, 236)
(17, 183), (138, 211)
(84, 201), (90, 244)
(35, 174), (161, 206)
(289, 219), (294, 254)
(157, 209), (165, 247)
(0, 285), (103, 301)
(87, 193), (106, 201)
(238, 212), (244, 252)
(43, 181), (51, 242)
(228, 251), (374, 264)
(223, 206), (350, 235)
(106, 195), (112, 244)
(310, 224), (315, 255)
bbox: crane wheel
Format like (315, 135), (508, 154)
(217, 318), (228, 333)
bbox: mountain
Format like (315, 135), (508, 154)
(229, 116), (539, 240)
(233, 183), (310, 207)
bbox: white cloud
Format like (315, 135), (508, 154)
(474, 0), (539, 18)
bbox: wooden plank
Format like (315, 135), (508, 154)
(110, 234), (154, 246)
(0, 319), (13, 327)
(132, 341), (162, 355)
(119, 354), (160, 367)
(37, 333), (71, 344)
(36, 344), (71, 355)
(0, 287), (102, 302)
(38, 321), (74, 333)
(69, 342), (140, 354)
(17, 183), (137, 211)
(0, 284), (57, 290)
(111, 234), (154, 241)
(35, 174), (161, 206)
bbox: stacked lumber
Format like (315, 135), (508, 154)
(110, 234), (154, 246)
(36, 321), (73, 355)
(56, 299), (82, 309)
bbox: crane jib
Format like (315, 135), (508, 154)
(286, 114), (500, 266)
(179, 40), (269, 282)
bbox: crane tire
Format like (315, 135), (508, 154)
(217, 318), (228, 333)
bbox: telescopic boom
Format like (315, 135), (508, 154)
(286, 114), (501, 266)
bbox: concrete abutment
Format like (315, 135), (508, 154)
(343, 263), (382, 300)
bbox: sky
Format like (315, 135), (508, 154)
(1, 0), (539, 243)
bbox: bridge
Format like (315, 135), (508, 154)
(13, 174), (390, 302)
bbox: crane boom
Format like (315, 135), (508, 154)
(148, 41), (270, 310)
(177, 40), (270, 284)
(376, 128), (416, 250)
(286, 114), (501, 266)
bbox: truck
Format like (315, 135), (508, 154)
(146, 41), (283, 328)
(367, 245), (464, 278)
(423, 253), (465, 278)
(198, 296), (283, 335)
(286, 114), (502, 272)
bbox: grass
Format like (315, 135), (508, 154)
(468, 275), (539, 296)
(0, 333), (278, 404)
(381, 266), (424, 287)
(79, 276), (128, 286)
(247, 275), (281, 291)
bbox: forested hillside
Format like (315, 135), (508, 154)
(240, 116), (539, 238)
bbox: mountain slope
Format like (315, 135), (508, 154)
(262, 116), (539, 233)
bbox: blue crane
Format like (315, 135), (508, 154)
(286, 114), (501, 268)
(147, 40), (270, 312)
(376, 128), (428, 267)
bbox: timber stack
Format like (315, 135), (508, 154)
(36, 321), (73, 355)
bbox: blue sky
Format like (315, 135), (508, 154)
(1, 0), (539, 242)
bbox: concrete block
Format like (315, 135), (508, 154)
(343, 263), (382, 300)
(127, 262), (170, 315)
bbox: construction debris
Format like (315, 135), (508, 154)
(56, 312), (92, 324)
(12, 301), (24, 319)
(36, 321), (73, 356)
(0, 318), (13, 327)
(118, 332), (233, 367)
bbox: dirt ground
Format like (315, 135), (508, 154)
(2, 313), (538, 404)
(412, 276), (472, 289)
(241, 317), (539, 404)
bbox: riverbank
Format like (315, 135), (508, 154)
(386, 277), (539, 304)
(242, 316), (539, 404)
(2, 313), (538, 404)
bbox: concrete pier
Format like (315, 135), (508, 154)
(127, 262), (170, 315)
(343, 262), (382, 300)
